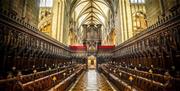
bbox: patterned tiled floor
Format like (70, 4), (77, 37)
(71, 70), (114, 91)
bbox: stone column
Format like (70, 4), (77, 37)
(51, 0), (64, 42)
(82, 24), (88, 44)
(96, 24), (102, 44)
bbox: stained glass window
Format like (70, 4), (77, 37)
(130, 0), (145, 3)
(40, 0), (53, 7)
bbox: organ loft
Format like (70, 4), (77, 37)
(0, 0), (180, 91)
(82, 24), (101, 53)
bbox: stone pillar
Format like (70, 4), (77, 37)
(97, 24), (102, 45)
(51, 0), (64, 42)
(82, 24), (88, 45)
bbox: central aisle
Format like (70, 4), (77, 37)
(70, 70), (114, 91)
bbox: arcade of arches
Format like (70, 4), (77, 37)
(0, 0), (180, 91)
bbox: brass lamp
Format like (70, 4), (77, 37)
(129, 76), (134, 82)
(149, 69), (153, 74)
(119, 72), (122, 77)
(33, 69), (37, 73)
(129, 75), (134, 90)
(53, 76), (57, 82)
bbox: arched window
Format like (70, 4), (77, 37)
(132, 12), (147, 35)
(40, 0), (53, 7)
(130, 0), (145, 3)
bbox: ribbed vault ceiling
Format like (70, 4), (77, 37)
(71, 0), (113, 27)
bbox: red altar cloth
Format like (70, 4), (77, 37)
(69, 45), (115, 51)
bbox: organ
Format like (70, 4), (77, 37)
(82, 23), (102, 53)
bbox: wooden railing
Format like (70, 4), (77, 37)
(99, 65), (140, 91)
(20, 65), (74, 84)
(49, 64), (85, 91)
(22, 64), (85, 91)
(99, 63), (180, 91)
(0, 64), (85, 91)
(0, 65), (70, 84)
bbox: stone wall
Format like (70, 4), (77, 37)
(0, 0), (40, 27)
(145, 0), (179, 26)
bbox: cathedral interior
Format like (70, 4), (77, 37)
(0, 0), (180, 91)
